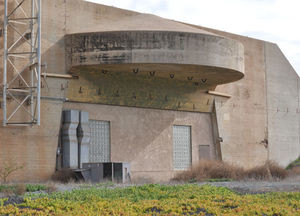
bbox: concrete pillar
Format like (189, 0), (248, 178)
(77, 111), (91, 168)
(62, 110), (79, 168)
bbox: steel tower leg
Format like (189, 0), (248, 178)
(3, 0), (8, 126)
(2, 0), (42, 126)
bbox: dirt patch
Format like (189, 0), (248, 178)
(199, 176), (300, 194)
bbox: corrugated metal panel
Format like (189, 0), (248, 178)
(89, 120), (110, 162)
(173, 125), (191, 170)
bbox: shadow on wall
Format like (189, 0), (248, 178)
(41, 36), (66, 76)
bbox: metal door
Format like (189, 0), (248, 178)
(173, 125), (192, 170)
(89, 120), (111, 162)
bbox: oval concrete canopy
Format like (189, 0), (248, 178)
(66, 14), (244, 85)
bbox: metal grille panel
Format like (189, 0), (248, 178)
(173, 125), (191, 170)
(89, 120), (110, 162)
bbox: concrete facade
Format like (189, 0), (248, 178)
(187, 24), (300, 168)
(264, 43), (300, 166)
(199, 28), (270, 168)
(63, 102), (217, 182)
(0, 0), (299, 182)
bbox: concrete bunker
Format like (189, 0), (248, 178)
(1, 0), (299, 183)
(59, 15), (245, 182)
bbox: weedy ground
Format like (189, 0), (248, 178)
(0, 184), (299, 215)
(173, 160), (290, 182)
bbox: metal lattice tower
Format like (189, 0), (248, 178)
(2, 0), (41, 126)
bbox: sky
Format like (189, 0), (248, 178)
(86, 0), (300, 74)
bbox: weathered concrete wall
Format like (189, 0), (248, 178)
(63, 102), (216, 182)
(264, 42), (300, 166)
(203, 30), (268, 168)
(42, 0), (141, 75)
(186, 24), (299, 168)
(66, 69), (215, 113)
(42, 0), (67, 75)
(0, 1), (3, 86)
(0, 101), (63, 182)
(66, 31), (244, 85)
(0, 0), (142, 182)
(0, 0), (68, 182)
(65, 0), (139, 34)
(0, 0), (299, 182)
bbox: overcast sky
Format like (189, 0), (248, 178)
(86, 0), (300, 75)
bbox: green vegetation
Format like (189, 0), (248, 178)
(0, 184), (299, 215)
(25, 184), (47, 192)
(0, 184), (47, 194)
(287, 157), (300, 169)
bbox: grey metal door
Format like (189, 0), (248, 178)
(89, 120), (111, 162)
(173, 125), (192, 170)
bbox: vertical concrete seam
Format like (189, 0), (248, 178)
(263, 42), (270, 161)
(297, 72), (300, 108)
(297, 73), (300, 156)
(63, 0), (67, 100)
(64, 0), (67, 33)
(210, 108), (216, 160)
(213, 101), (222, 160)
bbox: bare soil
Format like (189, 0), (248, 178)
(52, 175), (300, 194)
(199, 175), (300, 194)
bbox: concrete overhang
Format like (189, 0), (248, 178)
(66, 14), (244, 85)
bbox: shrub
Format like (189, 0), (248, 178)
(244, 164), (271, 180)
(173, 160), (288, 182)
(288, 166), (300, 176)
(45, 183), (57, 193)
(0, 186), (14, 197)
(51, 168), (76, 183)
(0, 184), (53, 196)
(173, 160), (242, 182)
(268, 161), (288, 179)
(0, 184), (26, 196)
(14, 184), (26, 196)
(0, 162), (24, 183)
(286, 157), (300, 177)
(286, 157), (300, 169)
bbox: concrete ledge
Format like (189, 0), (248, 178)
(66, 31), (244, 85)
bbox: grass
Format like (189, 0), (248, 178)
(0, 184), (299, 215)
(25, 184), (47, 192)
(0, 184), (49, 196)
(287, 157), (300, 177)
(287, 157), (300, 169)
(173, 160), (289, 182)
